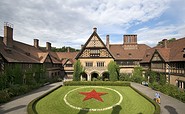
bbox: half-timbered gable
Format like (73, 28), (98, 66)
(76, 28), (114, 81)
(76, 29), (113, 59)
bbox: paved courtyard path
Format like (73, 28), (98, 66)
(0, 82), (63, 114)
(131, 82), (185, 114)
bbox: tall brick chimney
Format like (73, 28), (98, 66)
(162, 39), (168, 48)
(3, 22), (13, 47)
(93, 27), (97, 32)
(123, 34), (137, 44)
(106, 35), (110, 49)
(34, 39), (39, 48)
(46, 42), (51, 51)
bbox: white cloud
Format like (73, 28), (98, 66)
(0, 0), (184, 49)
(137, 24), (185, 47)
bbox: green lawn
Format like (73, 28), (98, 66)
(35, 86), (155, 114)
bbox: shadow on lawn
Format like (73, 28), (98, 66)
(78, 108), (89, 114)
(111, 105), (122, 114)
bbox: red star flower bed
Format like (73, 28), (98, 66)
(79, 89), (108, 102)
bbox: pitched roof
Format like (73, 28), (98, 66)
(0, 41), (40, 63)
(141, 37), (185, 63)
(76, 31), (114, 59)
(56, 52), (78, 64)
(109, 44), (150, 60)
(168, 38), (185, 61)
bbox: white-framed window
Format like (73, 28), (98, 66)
(97, 62), (104, 67)
(85, 62), (93, 67)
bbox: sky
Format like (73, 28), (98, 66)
(0, 0), (185, 49)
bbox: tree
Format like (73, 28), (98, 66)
(108, 61), (120, 81)
(132, 66), (143, 77)
(159, 73), (166, 85)
(146, 70), (157, 83)
(157, 38), (176, 46)
(131, 66), (144, 83)
(73, 60), (83, 81)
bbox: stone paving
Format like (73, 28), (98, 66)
(131, 82), (185, 114)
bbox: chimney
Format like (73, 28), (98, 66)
(67, 47), (70, 52)
(81, 45), (84, 49)
(3, 22), (13, 47)
(93, 27), (97, 32)
(123, 34), (137, 44)
(34, 39), (39, 48)
(162, 39), (167, 48)
(46, 42), (51, 51)
(106, 35), (110, 49)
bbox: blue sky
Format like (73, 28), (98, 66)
(0, 0), (185, 49)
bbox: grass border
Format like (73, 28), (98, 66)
(130, 86), (160, 114)
(27, 81), (160, 114)
(27, 84), (63, 114)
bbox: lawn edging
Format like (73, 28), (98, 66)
(63, 81), (130, 86)
(27, 84), (63, 114)
(130, 86), (160, 114)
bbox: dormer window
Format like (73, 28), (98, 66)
(128, 53), (132, 57)
(117, 53), (120, 57)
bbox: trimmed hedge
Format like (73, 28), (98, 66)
(27, 85), (63, 114)
(0, 84), (41, 104)
(150, 82), (185, 103)
(131, 86), (160, 114)
(63, 81), (131, 86)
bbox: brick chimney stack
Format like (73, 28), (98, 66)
(3, 22), (13, 47)
(46, 42), (51, 51)
(34, 39), (39, 48)
(162, 39), (168, 48)
(93, 27), (97, 32)
(106, 35), (110, 49)
(123, 34), (137, 44)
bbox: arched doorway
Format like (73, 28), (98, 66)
(91, 72), (99, 81)
(102, 72), (109, 81)
(81, 72), (87, 81)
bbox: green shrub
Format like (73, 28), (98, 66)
(92, 78), (98, 81)
(119, 73), (131, 81)
(0, 90), (11, 103)
(8, 84), (30, 97)
(150, 82), (185, 103)
(131, 75), (144, 83)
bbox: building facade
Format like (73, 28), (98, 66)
(141, 39), (185, 89)
(0, 23), (185, 89)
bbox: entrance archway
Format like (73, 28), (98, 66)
(102, 72), (109, 81)
(91, 72), (99, 81)
(81, 72), (87, 81)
